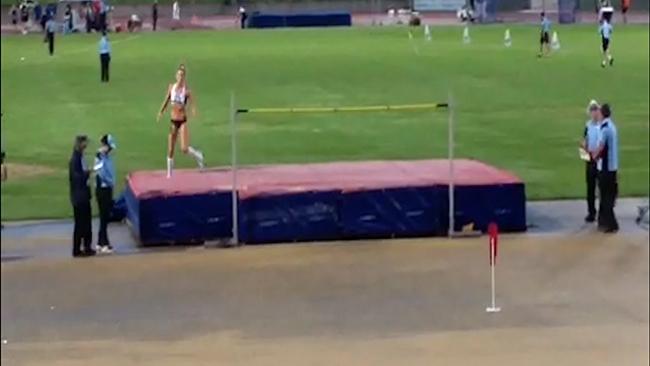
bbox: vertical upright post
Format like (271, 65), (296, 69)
(485, 241), (501, 313)
(447, 92), (455, 238)
(230, 92), (239, 246)
(486, 223), (501, 313)
(490, 248), (497, 308)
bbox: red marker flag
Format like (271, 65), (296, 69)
(488, 222), (499, 266)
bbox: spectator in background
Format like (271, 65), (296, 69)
(10, 3), (18, 30)
(64, 3), (72, 34)
(621, 0), (630, 23)
(581, 100), (601, 223)
(45, 16), (55, 55)
(94, 134), (116, 254)
(475, 0), (487, 23)
(99, 31), (111, 82)
(19, 1), (29, 34)
(152, 0), (158, 31)
(591, 103), (619, 233)
(239, 5), (247, 29)
(99, 0), (107, 32)
(85, 3), (93, 33)
(172, 0), (180, 30)
(69, 135), (95, 257)
(33, 2), (42, 30)
(39, 6), (48, 33)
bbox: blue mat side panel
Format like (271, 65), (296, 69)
(340, 187), (443, 239)
(136, 193), (232, 245)
(240, 191), (340, 244)
(441, 183), (527, 233)
(124, 184), (141, 240)
(248, 13), (352, 28)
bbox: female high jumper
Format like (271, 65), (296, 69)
(157, 64), (204, 178)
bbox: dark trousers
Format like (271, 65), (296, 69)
(598, 170), (619, 231)
(153, 16), (157, 31)
(586, 161), (598, 216)
(240, 14), (247, 29)
(100, 53), (110, 82)
(96, 186), (113, 246)
(73, 201), (93, 254)
(46, 32), (54, 55)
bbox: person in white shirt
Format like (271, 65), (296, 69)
(239, 6), (247, 29)
(172, 0), (180, 21)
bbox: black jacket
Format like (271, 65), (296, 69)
(69, 149), (91, 206)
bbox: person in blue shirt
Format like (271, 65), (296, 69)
(94, 134), (116, 253)
(99, 31), (111, 82)
(538, 12), (551, 57)
(44, 16), (56, 56)
(591, 103), (619, 233)
(599, 18), (614, 67)
(581, 100), (602, 223)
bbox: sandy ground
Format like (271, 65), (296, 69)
(1, 199), (649, 365)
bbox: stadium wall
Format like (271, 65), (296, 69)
(105, 0), (534, 17)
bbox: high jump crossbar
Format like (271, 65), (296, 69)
(236, 102), (448, 115)
(229, 96), (455, 246)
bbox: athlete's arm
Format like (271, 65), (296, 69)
(157, 84), (172, 121)
(187, 89), (197, 118)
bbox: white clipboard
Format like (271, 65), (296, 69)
(579, 148), (591, 162)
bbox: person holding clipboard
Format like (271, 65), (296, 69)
(580, 100), (602, 223)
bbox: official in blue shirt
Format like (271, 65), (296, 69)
(94, 134), (117, 253)
(599, 19), (614, 67)
(99, 31), (111, 82)
(582, 100), (601, 223)
(538, 12), (551, 57)
(591, 103), (619, 233)
(45, 17), (56, 56)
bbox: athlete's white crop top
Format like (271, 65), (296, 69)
(170, 84), (187, 106)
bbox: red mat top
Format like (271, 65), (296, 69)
(127, 159), (523, 199)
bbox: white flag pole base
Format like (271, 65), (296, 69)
(485, 306), (501, 313)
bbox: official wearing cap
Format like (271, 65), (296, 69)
(94, 134), (116, 253)
(582, 100), (601, 223)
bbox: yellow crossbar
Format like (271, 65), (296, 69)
(237, 102), (448, 114)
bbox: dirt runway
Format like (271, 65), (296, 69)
(1, 229), (648, 365)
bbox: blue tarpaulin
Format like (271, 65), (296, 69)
(248, 12), (352, 29)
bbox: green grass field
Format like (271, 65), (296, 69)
(1, 25), (648, 220)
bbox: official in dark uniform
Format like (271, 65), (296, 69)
(591, 103), (619, 233)
(94, 134), (116, 253)
(582, 100), (601, 222)
(152, 0), (158, 31)
(239, 6), (247, 29)
(69, 135), (95, 257)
